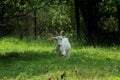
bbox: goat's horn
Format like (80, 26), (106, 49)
(55, 31), (59, 36)
(60, 31), (64, 36)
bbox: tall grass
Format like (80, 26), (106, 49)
(0, 37), (120, 80)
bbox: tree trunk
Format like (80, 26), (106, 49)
(79, 0), (101, 44)
(34, 10), (37, 39)
(0, 4), (4, 37)
(28, 12), (34, 38)
(74, 0), (80, 40)
(117, 3), (120, 31)
(117, 3), (120, 43)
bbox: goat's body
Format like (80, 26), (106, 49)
(56, 38), (71, 57)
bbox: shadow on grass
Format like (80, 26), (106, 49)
(0, 51), (120, 79)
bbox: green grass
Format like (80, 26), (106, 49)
(0, 37), (120, 80)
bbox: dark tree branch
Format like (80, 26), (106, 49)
(3, 6), (47, 20)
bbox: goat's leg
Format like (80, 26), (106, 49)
(56, 47), (61, 56)
(66, 50), (70, 58)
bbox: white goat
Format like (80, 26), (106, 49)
(52, 32), (71, 57)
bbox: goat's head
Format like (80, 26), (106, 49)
(52, 31), (67, 46)
(52, 36), (63, 47)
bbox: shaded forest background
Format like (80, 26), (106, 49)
(0, 0), (120, 45)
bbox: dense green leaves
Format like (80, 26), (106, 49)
(98, 0), (118, 32)
(0, 0), (120, 44)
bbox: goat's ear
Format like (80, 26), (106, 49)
(51, 37), (57, 39)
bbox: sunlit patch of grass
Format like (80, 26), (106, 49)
(0, 37), (120, 80)
(0, 37), (54, 55)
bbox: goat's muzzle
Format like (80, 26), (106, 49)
(60, 54), (64, 56)
(58, 44), (61, 47)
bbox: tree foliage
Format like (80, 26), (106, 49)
(98, 0), (118, 32)
(0, 0), (120, 44)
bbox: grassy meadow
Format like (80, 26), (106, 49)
(0, 37), (120, 80)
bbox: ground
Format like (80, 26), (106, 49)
(0, 37), (120, 80)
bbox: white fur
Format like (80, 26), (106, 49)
(53, 36), (71, 57)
